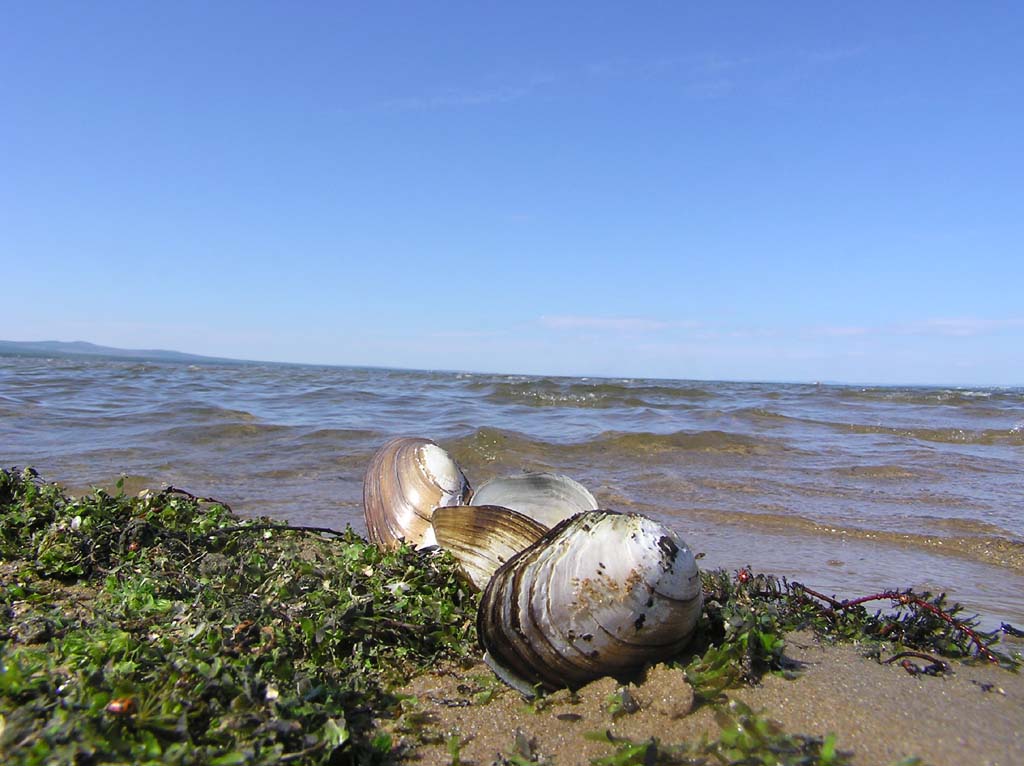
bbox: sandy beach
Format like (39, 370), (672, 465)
(390, 630), (1024, 765)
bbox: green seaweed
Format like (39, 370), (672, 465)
(587, 699), (850, 764)
(1, 468), (476, 765)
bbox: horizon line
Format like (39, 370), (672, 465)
(1, 338), (1020, 390)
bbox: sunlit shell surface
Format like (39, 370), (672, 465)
(469, 472), (599, 529)
(432, 504), (549, 591)
(362, 437), (471, 550)
(478, 510), (702, 695)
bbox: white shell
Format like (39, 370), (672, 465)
(469, 472), (599, 528)
(362, 437), (471, 550)
(478, 510), (702, 695)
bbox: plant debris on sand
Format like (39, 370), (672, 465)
(1, 469), (1021, 765)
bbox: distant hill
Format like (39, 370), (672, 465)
(0, 340), (245, 365)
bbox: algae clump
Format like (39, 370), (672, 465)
(0, 468), (477, 765)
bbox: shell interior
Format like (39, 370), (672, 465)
(469, 472), (599, 529)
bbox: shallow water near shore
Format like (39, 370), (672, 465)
(2, 353), (1023, 629)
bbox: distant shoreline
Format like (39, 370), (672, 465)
(0, 339), (250, 366)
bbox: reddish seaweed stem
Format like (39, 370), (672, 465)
(791, 582), (999, 663)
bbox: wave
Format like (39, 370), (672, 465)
(449, 427), (557, 466)
(450, 426), (790, 459)
(827, 464), (926, 480)
(574, 382), (715, 399)
(291, 427), (381, 444)
(160, 422), (292, 444)
(734, 406), (792, 420)
(726, 406), (1024, 446)
(479, 380), (716, 409)
(838, 423), (1024, 446)
(274, 387), (387, 406)
(588, 429), (787, 455)
(676, 507), (1024, 574)
(53, 400), (262, 426)
(149, 402), (259, 421)
(484, 384), (652, 409)
(837, 386), (1023, 407)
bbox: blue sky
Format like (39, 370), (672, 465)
(2, 3), (1022, 384)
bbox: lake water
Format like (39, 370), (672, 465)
(2, 353), (1023, 630)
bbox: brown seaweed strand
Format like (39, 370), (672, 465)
(792, 583), (999, 663)
(159, 487), (351, 538)
(204, 523), (351, 538)
(161, 485), (234, 512)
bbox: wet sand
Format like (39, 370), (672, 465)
(387, 631), (1024, 765)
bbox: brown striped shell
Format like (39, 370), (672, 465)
(432, 504), (549, 591)
(362, 437), (471, 550)
(477, 510), (702, 695)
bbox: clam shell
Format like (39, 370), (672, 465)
(432, 504), (549, 591)
(362, 437), (471, 550)
(478, 510), (702, 695)
(469, 472), (598, 528)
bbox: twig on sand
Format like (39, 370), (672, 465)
(882, 651), (952, 675)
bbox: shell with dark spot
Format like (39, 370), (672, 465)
(477, 510), (702, 695)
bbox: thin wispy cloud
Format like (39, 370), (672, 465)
(360, 51), (762, 114)
(428, 329), (502, 340)
(758, 44), (868, 98)
(583, 52), (757, 99)
(586, 53), (756, 80)
(361, 74), (558, 113)
(355, 43), (858, 116)
(544, 316), (1024, 342)
(812, 325), (871, 338)
(809, 317), (1024, 339)
(802, 45), (868, 64)
(540, 315), (700, 333)
(586, 53), (693, 78)
(899, 317), (1024, 338)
